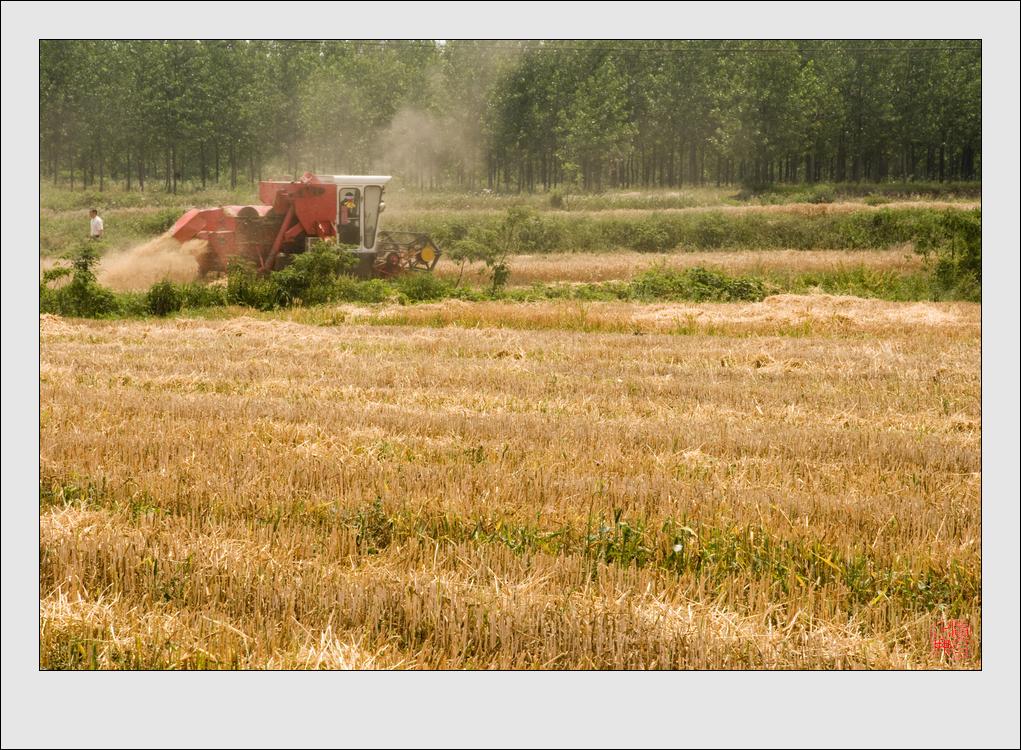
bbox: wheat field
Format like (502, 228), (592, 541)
(432, 248), (925, 286)
(39, 292), (980, 670)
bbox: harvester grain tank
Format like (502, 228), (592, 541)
(166, 173), (440, 278)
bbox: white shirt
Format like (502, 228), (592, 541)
(90, 216), (104, 237)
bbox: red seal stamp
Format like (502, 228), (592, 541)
(931, 619), (971, 660)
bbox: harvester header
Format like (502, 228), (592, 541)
(167, 172), (439, 278)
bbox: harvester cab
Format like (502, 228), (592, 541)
(167, 172), (440, 279)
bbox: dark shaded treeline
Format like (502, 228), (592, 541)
(40, 40), (980, 193)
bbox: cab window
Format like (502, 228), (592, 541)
(338, 188), (360, 245)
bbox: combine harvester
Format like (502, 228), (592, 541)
(167, 173), (440, 278)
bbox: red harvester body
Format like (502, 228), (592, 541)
(167, 172), (439, 278)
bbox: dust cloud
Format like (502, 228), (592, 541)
(380, 105), (479, 188)
(98, 238), (207, 290)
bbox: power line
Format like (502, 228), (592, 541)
(306, 39), (979, 54)
(68, 39), (976, 55)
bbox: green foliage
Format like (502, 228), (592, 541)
(349, 498), (394, 555)
(510, 209), (563, 253)
(118, 292), (151, 317)
(632, 266), (769, 302)
(915, 209), (981, 301)
(70, 242), (101, 279)
(444, 208), (540, 292)
(225, 258), (282, 310)
(332, 277), (393, 304)
(40, 242), (119, 318)
(145, 280), (183, 317)
(630, 216), (676, 252)
(225, 249), (403, 309)
(788, 267), (930, 301)
(40, 41), (980, 198)
(690, 213), (730, 249)
(272, 241), (357, 306)
(395, 273), (452, 303)
(137, 209), (185, 236)
(396, 206), (978, 254)
(178, 282), (227, 308)
(458, 512), (977, 616)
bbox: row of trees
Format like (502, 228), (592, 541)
(40, 40), (981, 193)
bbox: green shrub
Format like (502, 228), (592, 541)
(145, 280), (183, 316)
(691, 213), (730, 249)
(511, 210), (562, 253)
(631, 266), (769, 302)
(178, 282), (227, 308)
(918, 210), (981, 301)
(52, 276), (119, 317)
(117, 291), (150, 317)
(398, 206), (976, 254)
(136, 208), (185, 236)
(333, 277), (392, 303)
(429, 220), (471, 248)
(396, 272), (451, 302)
(273, 241), (357, 306)
(40, 242), (119, 317)
(226, 258), (281, 310)
(629, 216), (675, 252)
(806, 185), (836, 204)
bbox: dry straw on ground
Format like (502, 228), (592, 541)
(433, 248), (925, 285)
(40, 295), (979, 669)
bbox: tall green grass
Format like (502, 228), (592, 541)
(40, 182), (980, 258)
(394, 207), (981, 254)
(40, 261), (972, 321)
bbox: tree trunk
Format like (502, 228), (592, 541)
(962, 143), (975, 179)
(836, 135), (847, 182)
(138, 146), (145, 192)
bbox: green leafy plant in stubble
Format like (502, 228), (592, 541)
(348, 497), (394, 555)
(457, 511), (977, 616)
(40, 241), (119, 317)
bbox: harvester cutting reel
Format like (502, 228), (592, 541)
(372, 231), (442, 278)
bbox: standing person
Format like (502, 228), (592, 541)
(89, 208), (104, 240)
